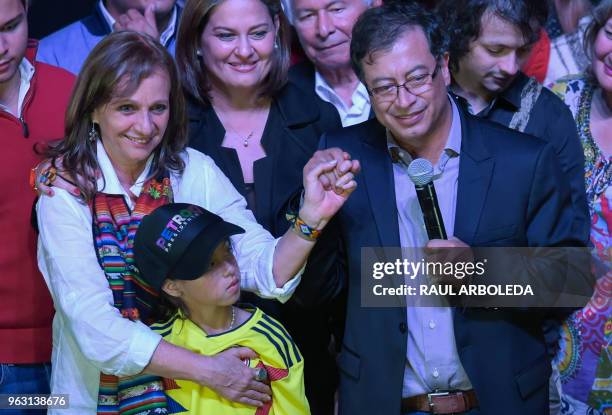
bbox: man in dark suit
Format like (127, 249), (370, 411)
(437, 0), (589, 240)
(305, 3), (590, 414)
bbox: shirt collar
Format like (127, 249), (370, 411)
(98, 0), (178, 46)
(96, 139), (155, 200)
(451, 72), (528, 116)
(386, 95), (461, 166)
(159, 6), (178, 46)
(19, 57), (35, 83)
(314, 70), (369, 112)
(498, 72), (527, 109)
(0, 58), (35, 118)
(98, 0), (117, 29)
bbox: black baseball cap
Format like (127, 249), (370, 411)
(134, 203), (245, 292)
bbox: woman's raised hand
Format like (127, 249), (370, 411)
(299, 148), (360, 230)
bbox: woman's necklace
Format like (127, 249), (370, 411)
(242, 131), (255, 147)
(216, 104), (269, 148)
(220, 120), (256, 147)
(228, 306), (236, 330)
(223, 123), (255, 147)
(198, 307), (236, 334)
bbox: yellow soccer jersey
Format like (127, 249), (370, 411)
(150, 307), (310, 415)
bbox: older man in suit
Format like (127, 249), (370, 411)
(304, 2), (590, 414)
(283, 0), (378, 126)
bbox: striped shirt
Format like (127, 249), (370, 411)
(150, 306), (310, 414)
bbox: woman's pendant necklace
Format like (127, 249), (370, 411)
(243, 131), (255, 147)
(228, 306), (236, 330)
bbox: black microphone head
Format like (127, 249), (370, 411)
(407, 158), (434, 186)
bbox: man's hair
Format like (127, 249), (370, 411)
(350, 2), (448, 82)
(176, 0), (291, 107)
(436, 0), (548, 73)
(584, 0), (612, 62)
(281, 0), (374, 25)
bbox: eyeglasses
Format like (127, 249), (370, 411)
(367, 64), (441, 102)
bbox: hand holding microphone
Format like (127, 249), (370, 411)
(406, 158), (447, 240)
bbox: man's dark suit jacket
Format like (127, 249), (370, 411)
(453, 72), (590, 239)
(320, 105), (589, 415)
(187, 81), (344, 414)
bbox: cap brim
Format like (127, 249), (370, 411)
(170, 220), (245, 281)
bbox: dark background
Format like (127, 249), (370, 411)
(26, 0), (440, 41)
(28, 0), (97, 40)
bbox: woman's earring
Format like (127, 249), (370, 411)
(274, 37), (279, 50)
(196, 49), (203, 57)
(88, 122), (100, 143)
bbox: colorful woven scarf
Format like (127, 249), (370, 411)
(92, 171), (173, 415)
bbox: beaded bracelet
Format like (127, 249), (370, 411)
(292, 216), (321, 241)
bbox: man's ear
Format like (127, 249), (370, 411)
(440, 52), (451, 86)
(161, 279), (183, 298)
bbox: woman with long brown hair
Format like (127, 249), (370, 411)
(176, 0), (343, 412)
(36, 30), (354, 414)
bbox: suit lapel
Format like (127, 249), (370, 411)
(368, 106), (376, 121)
(454, 111), (495, 244)
(189, 104), (247, 194)
(265, 124), (312, 217)
(258, 88), (322, 231)
(361, 122), (401, 247)
(255, 107), (282, 227)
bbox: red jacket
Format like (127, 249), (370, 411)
(522, 29), (551, 84)
(0, 40), (75, 363)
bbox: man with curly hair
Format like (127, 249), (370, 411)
(438, 0), (589, 240)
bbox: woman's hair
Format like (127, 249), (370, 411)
(152, 288), (190, 322)
(47, 31), (187, 202)
(176, 0), (290, 107)
(585, 0), (612, 63)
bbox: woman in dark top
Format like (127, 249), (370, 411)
(176, 0), (343, 413)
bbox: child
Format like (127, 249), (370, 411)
(134, 203), (310, 415)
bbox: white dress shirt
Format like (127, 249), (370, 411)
(37, 143), (302, 414)
(0, 58), (34, 118)
(314, 70), (371, 127)
(98, 0), (178, 46)
(387, 98), (473, 397)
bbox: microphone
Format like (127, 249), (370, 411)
(407, 158), (447, 240)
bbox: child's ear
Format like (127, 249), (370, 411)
(161, 279), (182, 298)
